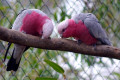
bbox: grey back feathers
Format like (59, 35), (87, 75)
(72, 13), (111, 45)
(12, 9), (47, 31)
(12, 9), (29, 30)
(72, 13), (98, 23)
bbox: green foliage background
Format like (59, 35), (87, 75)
(0, 0), (120, 80)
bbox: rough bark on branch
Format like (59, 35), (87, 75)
(0, 26), (120, 60)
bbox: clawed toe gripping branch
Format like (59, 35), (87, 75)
(0, 26), (120, 60)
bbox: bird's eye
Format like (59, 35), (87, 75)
(88, 13), (92, 15)
(87, 13), (92, 17)
(41, 31), (43, 34)
(62, 29), (65, 32)
(40, 31), (43, 34)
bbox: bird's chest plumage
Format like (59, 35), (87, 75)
(74, 21), (97, 45)
(20, 11), (49, 36)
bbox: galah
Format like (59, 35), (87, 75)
(57, 13), (111, 46)
(4, 9), (54, 71)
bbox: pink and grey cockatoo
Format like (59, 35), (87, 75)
(4, 9), (54, 71)
(57, 13), (111, 45)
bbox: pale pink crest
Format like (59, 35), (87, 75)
(57, 20), (69, 34)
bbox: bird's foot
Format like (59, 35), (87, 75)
(77, 40), (82, 45)
(92, 44), (97, 50)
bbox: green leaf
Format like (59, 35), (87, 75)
(35, 0), (42, 8)
(44, 59), (64, 74)
(60, 10), (66, 21)
(53, 12), (57, 21)
(35, 77), (57, 80)
(38, 0), (42, 7)
(113, 72), (120, 79)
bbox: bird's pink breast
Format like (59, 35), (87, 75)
(69, 20), (97, 45)
(20, 11), (50, 36)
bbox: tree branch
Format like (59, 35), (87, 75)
(0, 26), (120, 60)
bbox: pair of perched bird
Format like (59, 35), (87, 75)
(4, 9), (111, 71)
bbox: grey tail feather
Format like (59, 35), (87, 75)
(24, 46), (30, 52)
(4, 43), (12, 62)
(6, 48), (21, 71)
(6, 46), (29, 71)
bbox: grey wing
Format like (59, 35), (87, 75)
(72, 13), (98, 23)
(12, 9), (47, 31)
(31, 9), (47, 16)
(12, 9), (32, 31)
(84, 18), (111, 45)
(72, 13), (88, 23)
